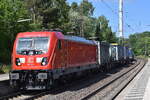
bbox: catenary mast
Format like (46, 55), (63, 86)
(119, 0), (123, 44)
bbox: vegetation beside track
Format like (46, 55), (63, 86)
(129, 32), (150, 56)
(0, 65), (11, 74)
(136, 55), (150, 59)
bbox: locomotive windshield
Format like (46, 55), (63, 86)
(16, 37), (49, 55)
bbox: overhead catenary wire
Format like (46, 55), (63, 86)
(100, 0), (135, 33)
(101, 0), (118, 15)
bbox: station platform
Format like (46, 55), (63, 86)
(0, 74), (9, 81)
(115, 58), (150, 100)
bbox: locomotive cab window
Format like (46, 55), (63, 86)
(16, 37), (49, 55)
(57, 40), (62, 50)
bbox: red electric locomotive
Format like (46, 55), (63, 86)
(10, 30), (97, 89)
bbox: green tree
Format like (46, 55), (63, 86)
(71, 2), (79, 12)
(129, 31), (150, 56)
(79, 0), (94, 17)
(95, 16), (116, 43)
(0, 0), (30, 63)
(95, 22), (102, 41)
(68, 0), (96, 37)
(69, 1), (117, 41)
(25, 0), (70, 31)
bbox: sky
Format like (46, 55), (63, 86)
(67, 0), (150, 38)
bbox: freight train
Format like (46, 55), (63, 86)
(9, 30), (134, 90)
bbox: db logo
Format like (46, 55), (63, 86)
(28, 57), (34, 63)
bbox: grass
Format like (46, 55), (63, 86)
(0, 64), (11, 74)
(137, 55), (150, 59)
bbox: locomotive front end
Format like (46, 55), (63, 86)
(10, 32), (55, 90)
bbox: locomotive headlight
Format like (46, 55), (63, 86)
(42, 62), (46, 65)
(16, 58), (25, 66)
(41, 57), (48, 66)
(20, 58), (25, 63)
(36, 57), (43, 63)
(18, 63), (21, 66)
(16, 58), (21, 66)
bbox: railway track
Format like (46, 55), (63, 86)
(38, 59), (146, 100)
(0, 59), (146, 100)
(82, 59), (146, 100)
(0, 90), (45, 100)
